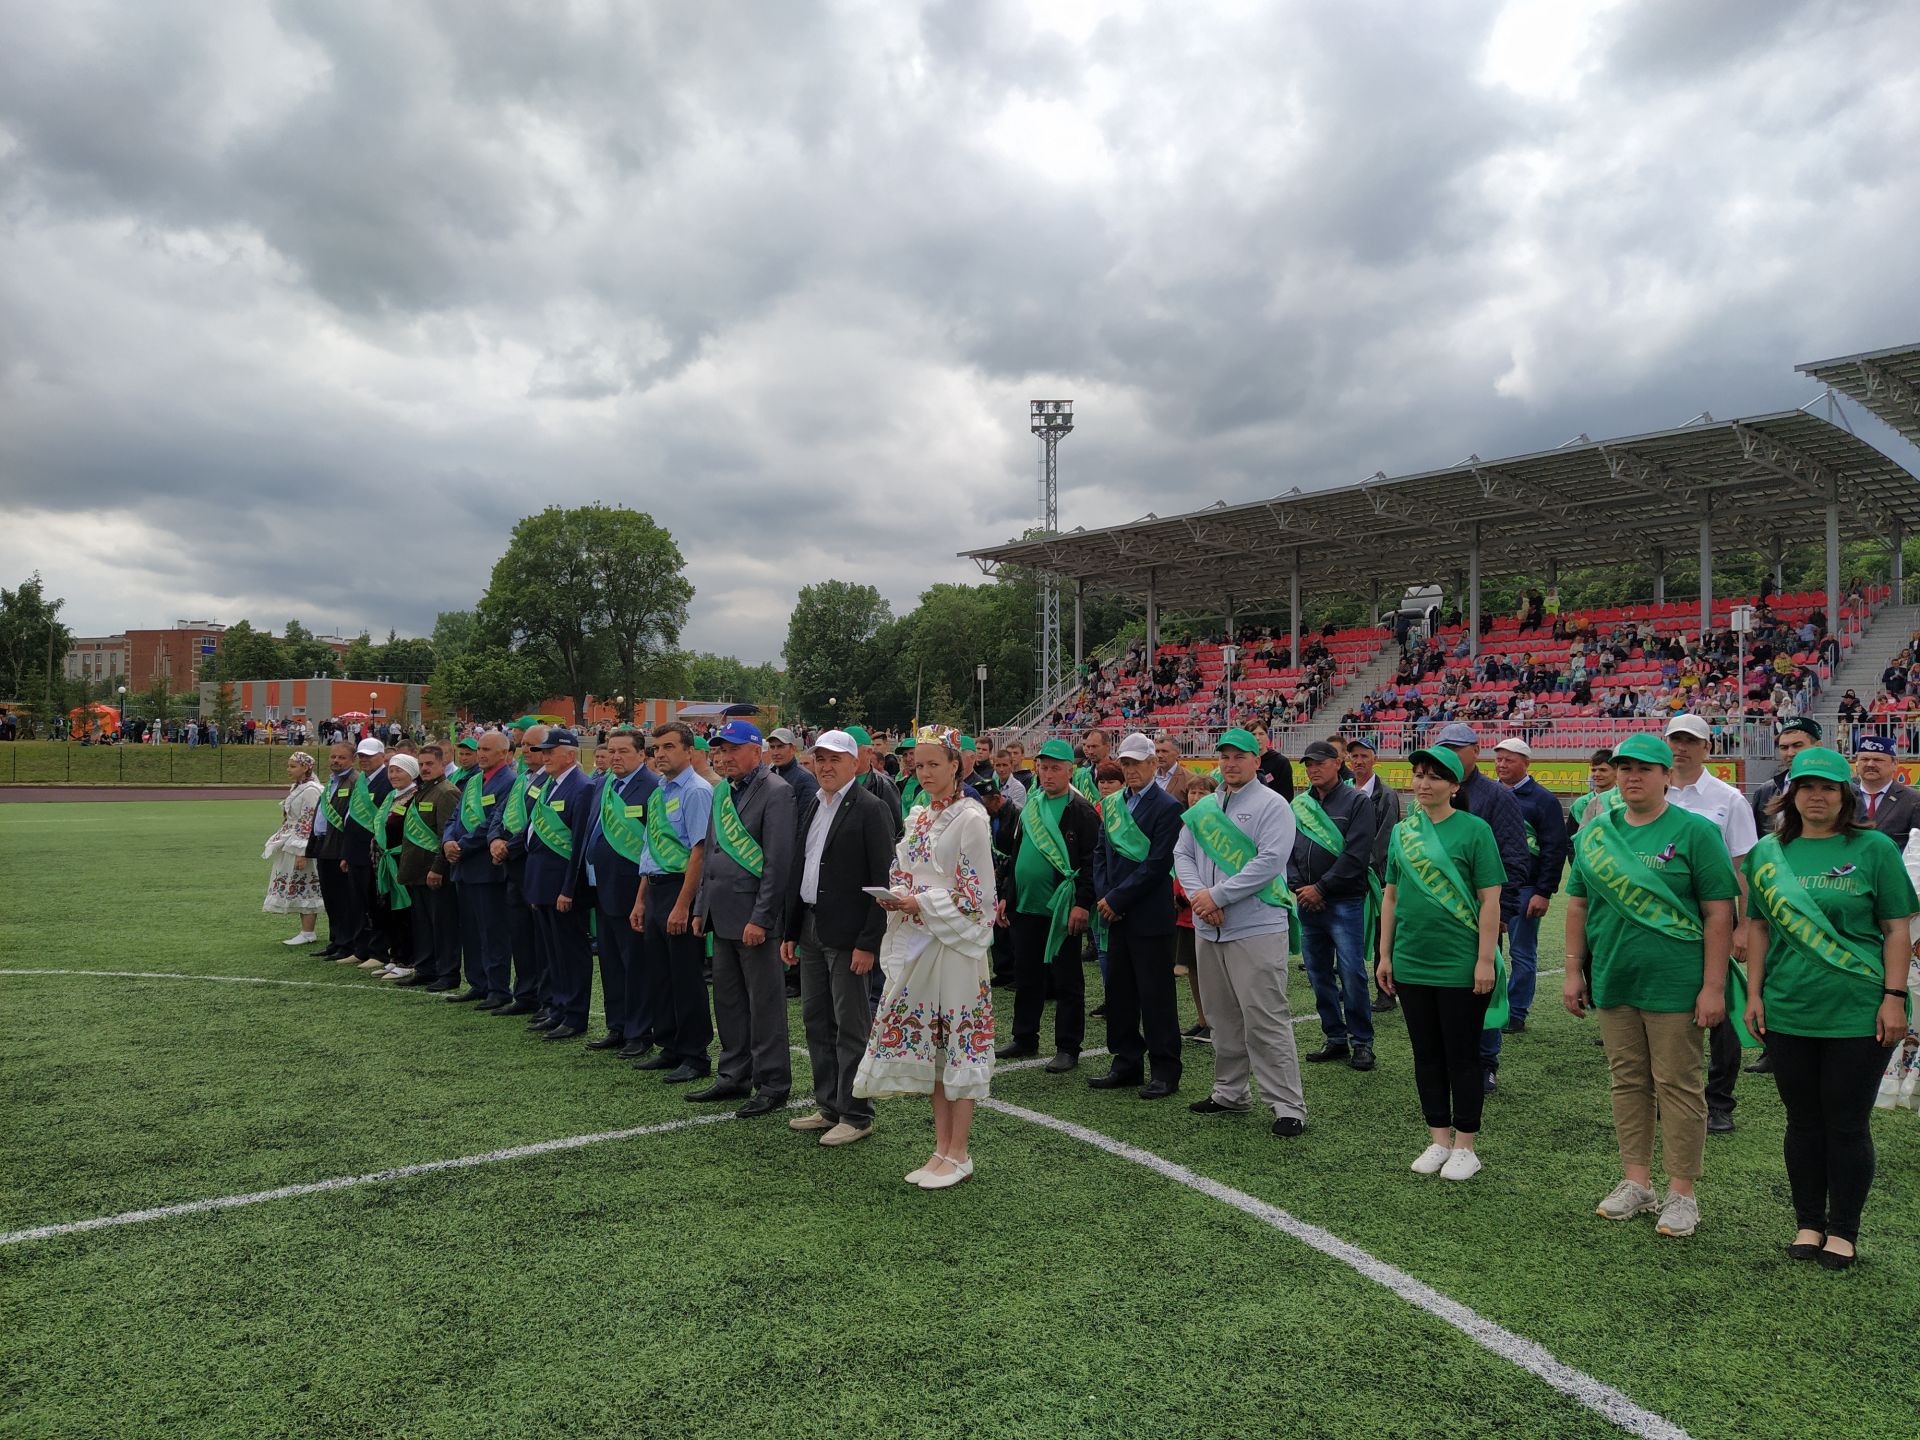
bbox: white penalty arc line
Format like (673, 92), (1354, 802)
(980, 1097), (1690, 1440)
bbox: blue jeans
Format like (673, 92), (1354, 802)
(1301, 894), (1372, 1048)
(1481, 888), (1540, 1065)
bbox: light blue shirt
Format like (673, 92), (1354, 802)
(1173, 779), (1297, 943)
(638, 766), (713, 876)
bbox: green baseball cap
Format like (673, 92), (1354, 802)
(509, 715), (537, 730)
(896, 735), (917, 752)
(693, 736), (709, 752)
(1787, 747), (1852, 785)
(1217, 727), (1260, 754)
(1037, 738), (1076, 762)
(1407, 747), (1465, 782)
(1611, 733), (1673, 768)
(1779, 717), (1823, 741)
(960, 735), (977, 752)
(456, 735), (478, 751)
(844, 724), (873, 747)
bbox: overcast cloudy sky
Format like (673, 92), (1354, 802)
(3, 0), (1917, 661)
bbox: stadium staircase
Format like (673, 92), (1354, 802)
(1816, 602), (1920, 737)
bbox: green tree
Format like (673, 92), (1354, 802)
(580, 506), (694, 722)
(210, 682), (241, 735)
(281, 621), (341, 678)
(783, 580), (892, 724)
(339, 633), (378, 680)
(430, 609), (479, 665)
(0, 572), (74, 731)
(429, 647), (547, 722)
(209, 620), (288, 682)
(681, 651), (786, 708)
(375, 637), (438, 683)
(477, 507), (613, 721)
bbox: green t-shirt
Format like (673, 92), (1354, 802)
(1567, 804), (1740, 1012)
(1384, 809), (1506, 987)
(1015, 791), (1072, 915)
(1744, 830), (1916, 1039)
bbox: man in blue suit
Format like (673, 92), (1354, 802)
(570, 727), (660, 1058)
(439, 728), (517, 1002)
(1089, 731), (1188, 1099)
(522, 728), (599, 1041)
(490, 725), (552, 1017)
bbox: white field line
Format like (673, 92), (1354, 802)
(980, 1096), (1691, 1440)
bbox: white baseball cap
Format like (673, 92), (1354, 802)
(355, 737), (387, 756)
(812, 729), (858, 758)
(1664, 714), (1711, 741)
(1493, 737), (1532, 758)
(1114, 732), (1156, 762)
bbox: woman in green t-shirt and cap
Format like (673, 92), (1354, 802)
(1741, 745), (1916, 1269)
(1563, 731), (1739, 1239)
(1376, 746), (1506, 1181)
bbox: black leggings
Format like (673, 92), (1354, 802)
(1768, 1031), (1895, 1243)
(1397, 982), (1493, 1134)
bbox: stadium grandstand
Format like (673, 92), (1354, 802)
(968, 345), (1920, 793)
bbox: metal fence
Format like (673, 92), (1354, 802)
(1017, 718), (1784, 762)
(0, 743), (315, 785)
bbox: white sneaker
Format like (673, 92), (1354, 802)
(283, 933), (317, 946)
(382, 966), (416, 981)
(1440, 1148), (1482, 1182)
(1411, 1143), (1452, 1175)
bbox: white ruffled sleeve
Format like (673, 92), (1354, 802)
(916, 803), (995, 962)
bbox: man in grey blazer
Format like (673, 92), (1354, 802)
(692, 720), (796, 1117)
(1853, 734), (1920, 852)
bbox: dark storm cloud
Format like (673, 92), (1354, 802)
(1, 0), (1916, 662)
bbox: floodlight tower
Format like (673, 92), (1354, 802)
(1031, 399), (1074, 701)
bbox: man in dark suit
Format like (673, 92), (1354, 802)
(781, 730), (893, 1146)
(311, 741), (357, 957)
(1752, 719), (1821, 837)
(344, 737), (395, 968)
(692, 720), (797, 1117)
(490, 725), (552, 1017)
(1346, 734), (1402, 1012)
(439, 728), (517, 1000)
(521, 728), (598, 1040)
(1853, 733), (1920, 852)
(1089, 732), (1187, 1099)
(631, 722), (715, 1084)
(996, 737), (1099, 1071)
(845, 724), (903, 839)
(571, 727), (660, 1058)
(981, 777), (1022, 987)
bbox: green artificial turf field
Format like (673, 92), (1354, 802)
(2, 800), (1915, 1440)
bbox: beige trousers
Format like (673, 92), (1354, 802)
(1195, 933), (1306, 1121)
(1598, 1005), (1706, 1181)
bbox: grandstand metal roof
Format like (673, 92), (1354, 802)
(1797, 343), (1920, 450)
(963, 410), (1920, 611)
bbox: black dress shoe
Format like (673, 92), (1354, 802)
(1745, 1054), (1776, 1074)
(1138, 1079), (1178, 1101)
(661, 1063), (706, 1083)
(619, 1040), (655, 1060)
(495, 999), (538, 1016)
(542, 1024), (583, 1042)
(633, 1054), (679, 1071)
(1270, 1116), (1306, 1138)
(1087, 1069), (1142, 1090)
(476, 995), (510, 1012)
(1044, 1051), (1078, 1073)
(686, 1082), (751, 1103)
(446, 987), (488, 1003)
(1373, 990), (1398, 1013)
(530, 1014), (564, 1032)
(585, 1033), (624, 1051)
(735, 1093), (787, 1118)
(1089, 1004), (1108, 1018)
(1707, 1110), (1735, 1134)
(1188, 1097), (1245, 1114)
(1304, 1041), (1349, 1063)
(1347, 1045), (1375, 1072)
(393, 973), (435, 988)
(424, 976), (460, 993)
(318, 946), (349, 960)
(995, 1042), (1038, 1060)
(1502, 1017), (1526, 1034)
(525, 1009), (551, 1027)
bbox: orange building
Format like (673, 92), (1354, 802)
(199, 678), (428, 726)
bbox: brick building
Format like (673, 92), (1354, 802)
(67, 622), (355, 692)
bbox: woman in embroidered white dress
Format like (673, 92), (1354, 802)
(263, 752), (325, 944)
(854, 725), (996, 1190)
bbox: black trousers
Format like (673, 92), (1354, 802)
(1398, 982), (1494, 1133)
(1103, 921), (1181, 1084)
(343, 862), (385, 962)
(406, 881), (460, 981)
(1012, 908), (1083, 1054)
(317, 856), (349, 948)
(642, 875), (712, 1070)
(504, 861), (544, 1003)
(1706, 1016), (1741, 1116)
(1768, 1031), (1896, 1243)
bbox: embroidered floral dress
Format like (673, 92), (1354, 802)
(854, 793), (997, 1102)
(262, 779), (325, 914)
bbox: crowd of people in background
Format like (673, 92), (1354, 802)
(259, 705), (1920, 1253)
